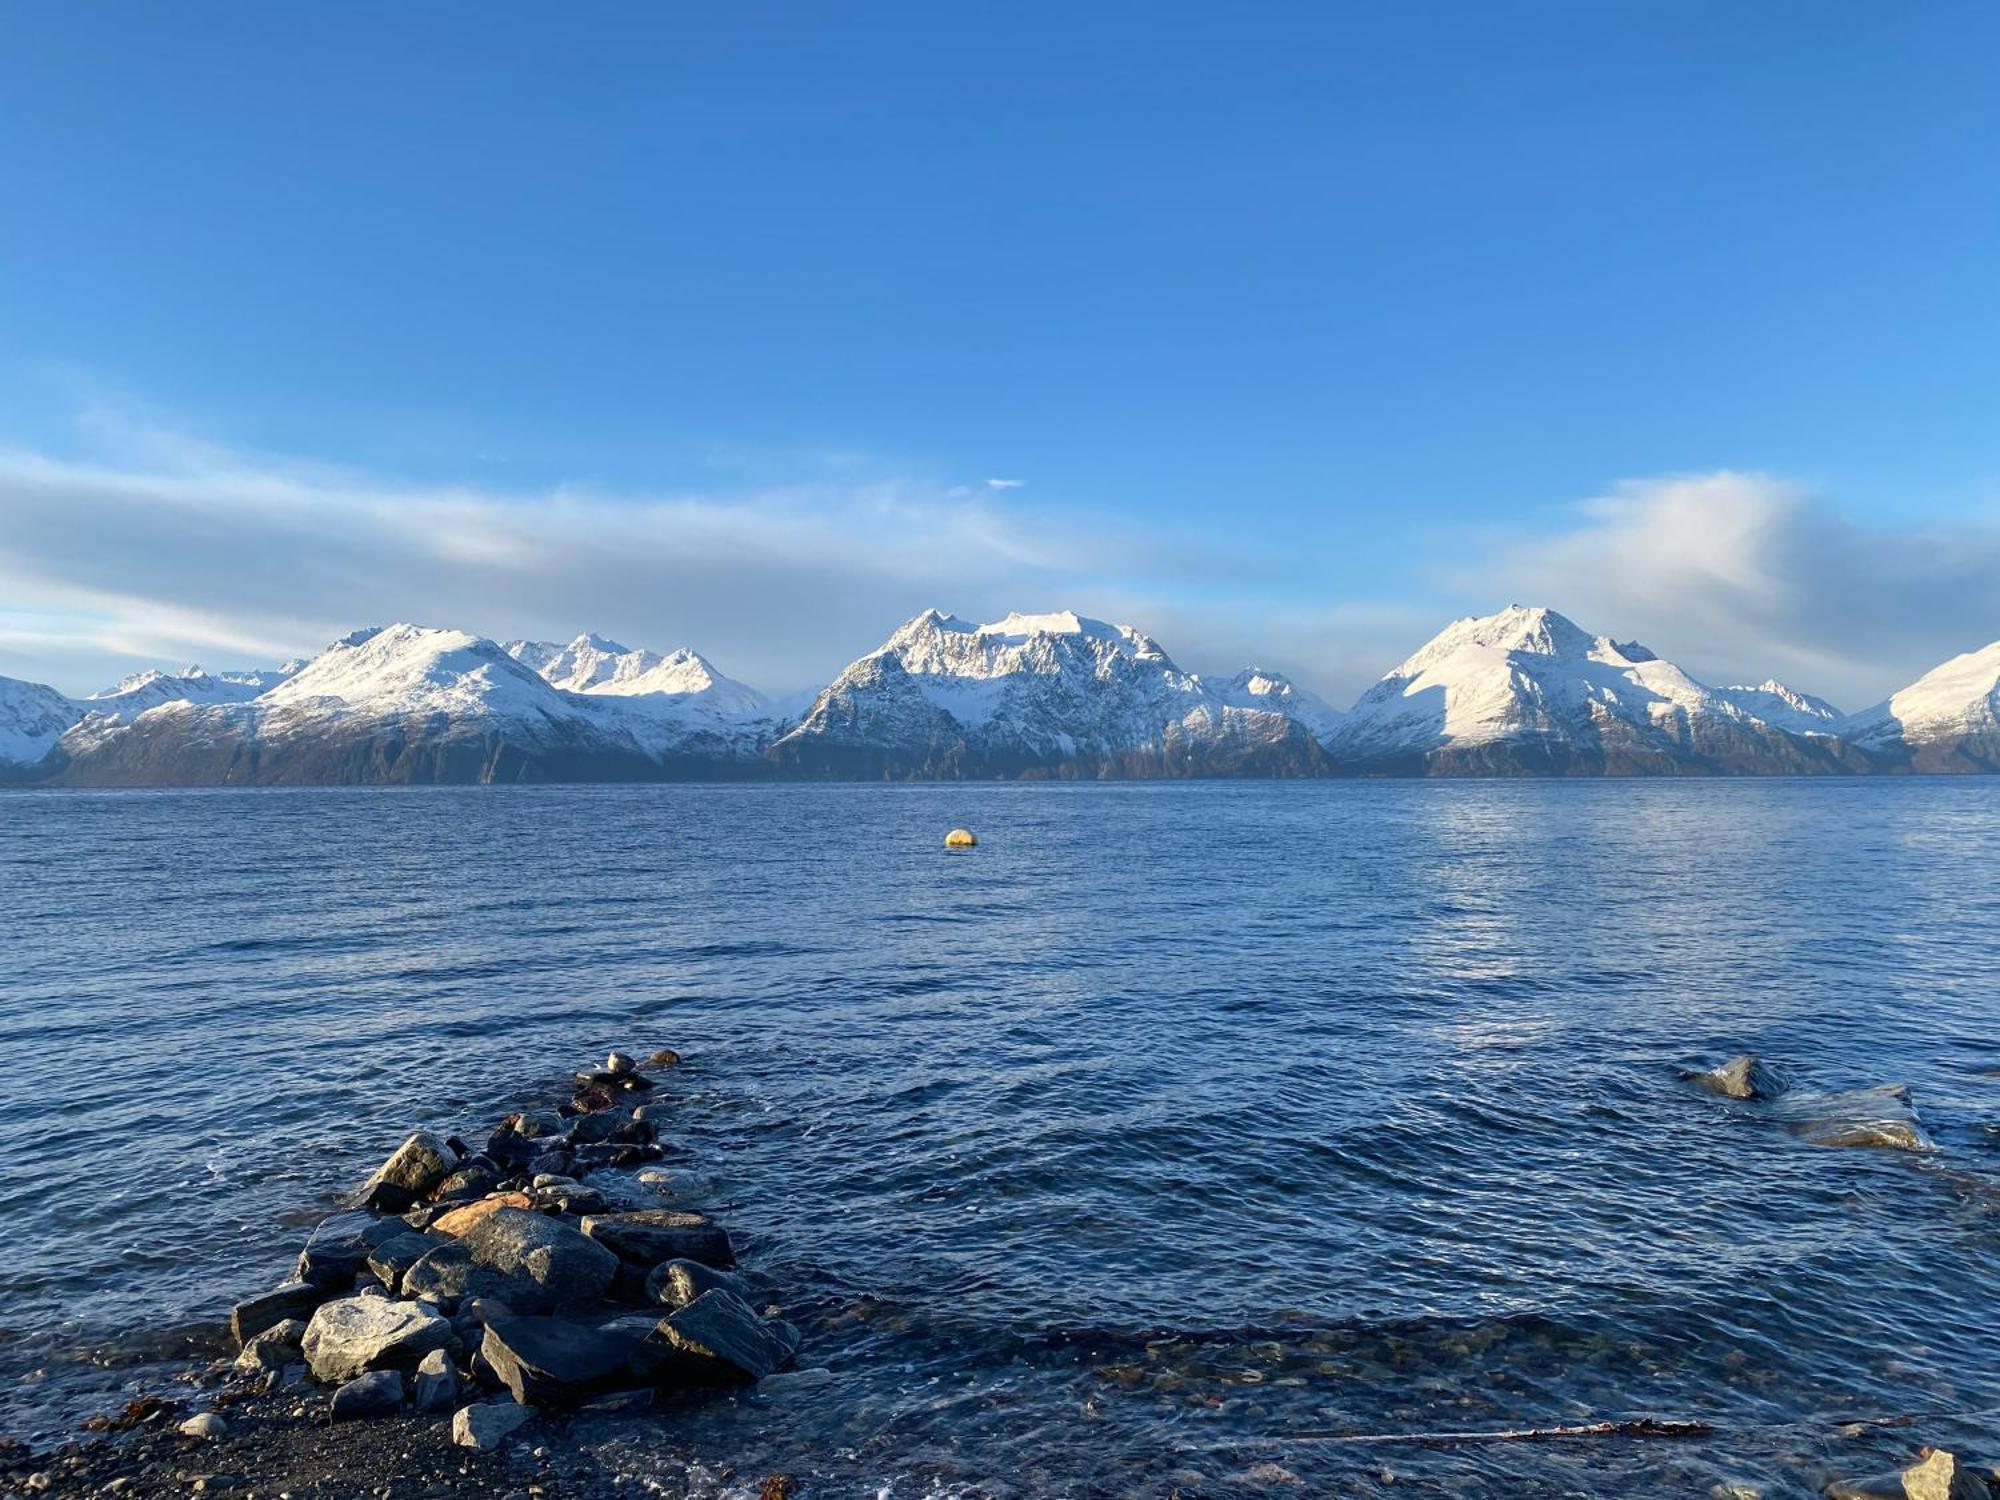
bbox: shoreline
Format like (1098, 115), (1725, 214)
(6, 1046), (812, 1499)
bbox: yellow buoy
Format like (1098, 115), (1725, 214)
(944, 827), (977, 849)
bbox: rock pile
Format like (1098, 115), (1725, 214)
(222, 1048), (800, 1450)
(1684, 1052), (1937, 1152)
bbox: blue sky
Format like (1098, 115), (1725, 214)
(1, 2), (1996, 704)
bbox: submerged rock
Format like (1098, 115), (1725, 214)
(1689, 1054), (1785, 1101)
(645, 1049), (681, 1069)
(451, 1399), (533, 1450)
(329, 1368), (405, 1421)
(302, 1294), (454, 1383)
(646, 1258), (752, 1311)
(1827, 1449), (1994, 1499)
(358, 1132), (457, 1212)
(649, 1289), (801, 1382)
(478, 1314), (656, 1404)
(581, 1209), (734, 1269)
(459, 1208), (619, 1309)
(230, 1280), (326, 1345)
(1778, 1084), (1935, 1151)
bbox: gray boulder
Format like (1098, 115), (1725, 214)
(451, 1400), (533, 1450)
(459, 1209), (618, 1309)
(329, 1368), (405, 1421)
(478, 1314), (656, 1405)
(580, 1210), (734, 1269)
(302, 1294), (454, 1383)
(1688, 1054), (1784, 1101)
(234, 1318), (307, 1372)
(1826, 1449), (1995, 1500)
(649, 1289), (800, 1383)
(358, 1132), (457, 1212)
(295, 1210), (405, 1289)
(365, 1232), (440, 1295)
(230, 1280), (327, 1345)
(645, 1258), (751, 1311)
(402, 1241), (546, 1310)
(411, 1347), (461, 1413)
(433, 1160), (501, 1203)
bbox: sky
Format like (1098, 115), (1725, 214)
(1, 1), (1996, 708)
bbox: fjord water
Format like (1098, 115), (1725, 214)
(3, 782), (1998, 1495)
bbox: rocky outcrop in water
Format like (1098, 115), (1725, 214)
(1687, 1056), (1937, 1152)
(214, 1045), (801, 1447)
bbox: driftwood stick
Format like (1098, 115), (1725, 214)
(1193, 1417), (1716, 1448)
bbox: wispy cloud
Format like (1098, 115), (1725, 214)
(1478, 471), (2000, 707)
(0, 419), (1141, 694)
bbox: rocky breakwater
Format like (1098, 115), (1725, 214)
(218, 1046), (800, 1453)
(269, 1050), (797, 1435)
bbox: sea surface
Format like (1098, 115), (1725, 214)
(2, 781), (1998, 1496)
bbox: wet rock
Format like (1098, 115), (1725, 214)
(433, 1159), (502, 1202)
(479, 1314), (656, 1404)
(329, 1368), (405, 1421)
(452, 1399), (533, 1450)
(234, 1317), (307, 1372)
(1779, 1085), (1935, 1151)
(1824, 1480), (1905, 1500)
(229, 1280), (326, 1345)
(295, 1210), (404, 1289)
(637, 1167), (714, 1201)
(460, 1208), (619, 1308)
(645, 1049), (681, 1069)
(365, 1231), (440, 1294)
(1903, 1449), (1993, 1500)
(645, 1258), (752, 1311)
(431, 1191), (534, 1238)
(511, 1110), (567, 1140)
(302, 1294), (454, 1382)
(583, 1209), (734, 1269)
(605, 1051), (637, 1075)
(402, 1241), (545, 1310)
(577, 1067), (654, 1096)
(533, 1181), (613, 1217)
(358, 1131), (456, 1212)
(566, 1110), (625, 1145)
(412, 1347), (461, 1412)
(178, 1412), (227, 1439)
(1689, 1054), (1784, 1100)
(527, 1147), (576, 1180)
(649, 1289), (801, 1382)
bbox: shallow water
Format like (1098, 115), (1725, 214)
(2, 781), (1999, 1495)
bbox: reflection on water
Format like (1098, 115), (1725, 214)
(1, 780), (1998, 1494)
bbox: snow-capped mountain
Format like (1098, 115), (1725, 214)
(82, 662), (304, 720)
(5, 608), (1997, 784)
(768, 609), (1327, 777)
(505, 634), (772, 718)
(0, 676), (80, 779)
(44, 624), (782, 785)
(1710, 680), (1844, 736)
(1841, 640), (2000, 772)
(1321, 605), (1852, 775)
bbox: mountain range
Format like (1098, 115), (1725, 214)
(3, 606), (1995, 784)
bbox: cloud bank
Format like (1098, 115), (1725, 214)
(1482, 472), (2000, 709)
(0, 420), (1994, 710)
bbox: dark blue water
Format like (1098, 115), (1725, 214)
(3, 782), (1999, 1496)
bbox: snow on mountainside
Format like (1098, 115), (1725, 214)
(0, 676), (80, 773)
(1322, 605), (1850, 775)
(1841, 640), (2000, 772)
(48, 624), (782, 784)
(1711, 680), (1844, 735)
(769, 608), (1326, 777)
(505, 634), (771, 717)
(1217, 667), (1345, 742)
(82, 662), (303, 721)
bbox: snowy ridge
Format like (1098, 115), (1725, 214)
(3, 607), (1997, 782)
(1323, 605), (1850, 775)
(770, 608), (1325, 777)
(1841, 641), (2000, 771)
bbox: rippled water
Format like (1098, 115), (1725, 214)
(3, 782), (1999, 1495)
